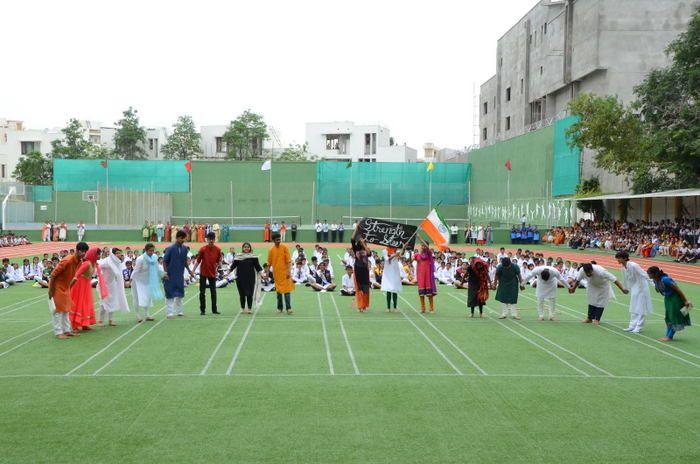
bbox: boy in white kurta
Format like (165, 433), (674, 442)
(381, 247), (403, 311)
(130, 244), (161, 322)
(97, 248), (131, 326)
(529, 265), (570, 321)
(570, 263), (628, 325)
(615, 251), (653, 333)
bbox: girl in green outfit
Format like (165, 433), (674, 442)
(647, 266), (692, 342)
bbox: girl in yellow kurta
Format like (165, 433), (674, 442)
(268, 233), (294, 314)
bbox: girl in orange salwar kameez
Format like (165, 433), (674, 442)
(69, 248), (108, 331)
(263, 222), (271, 242)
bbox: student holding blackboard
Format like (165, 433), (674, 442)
(351, 227), (371, 312)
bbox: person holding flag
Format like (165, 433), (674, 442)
(415, 207), (449, 313)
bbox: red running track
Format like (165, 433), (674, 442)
(2, 241), (698, 285)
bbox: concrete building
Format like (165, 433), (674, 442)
(199, 125), (281, 159)
(305, 121), (417, 162)
(0, 118), (61, 181)
(478, 0), (699, 192)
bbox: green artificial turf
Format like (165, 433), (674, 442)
(0, 252), (699, 463)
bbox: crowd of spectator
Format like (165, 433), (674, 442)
(0, 233), (31, 248)
(544, 219), (699, 263)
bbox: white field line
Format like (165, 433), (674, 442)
(225, 294), (265, 375)
(519, 293), (700, 370)
(0, 330), (54, 358)
(0, 296), (48, 318)
(456, 293), (590, 377)
(317, 293), (335, 375)
(329, 293), (360, 375)
(396, 303), (463, 375)
(0, 372), (697, 380)
(0, 294), (46, 313)
(452, 293), (615, 378)
(92, 317), (169, 375)
(0, 323), (51, 347)
(65, 293), (194, 376)
(399, 294), (487, 375)
(199, 311), (244, 375)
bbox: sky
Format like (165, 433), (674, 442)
(2, 0), (534, 151)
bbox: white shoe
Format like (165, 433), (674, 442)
(623, 327), (633, 332)
(631, 329), (641, 334)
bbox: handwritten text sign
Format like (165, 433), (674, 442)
(357, 217), (417, 248)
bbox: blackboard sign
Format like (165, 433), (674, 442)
(357, 217), (417, 248)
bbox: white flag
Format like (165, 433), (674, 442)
(261, 159), (272, 171)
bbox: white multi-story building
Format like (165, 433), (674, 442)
(0, 118), (61, 181)
(199, 124), (283, 159)
(305, 121), (417, 163)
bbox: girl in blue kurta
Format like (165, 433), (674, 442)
(647, 266), (692, 342)
(163, 230), (194, 318)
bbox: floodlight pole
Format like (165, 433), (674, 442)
(1, 186), (16, 232)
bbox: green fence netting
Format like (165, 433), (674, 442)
(53, 159), (190, 192)
(316, 161), (470, 206)
(552, 116), (580, 197)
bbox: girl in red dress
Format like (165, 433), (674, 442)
(69, 248), (108, 331)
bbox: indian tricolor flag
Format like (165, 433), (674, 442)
(420, 209), (450, 250)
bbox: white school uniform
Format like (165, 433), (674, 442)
(131, 255), (156, 310)
(381, 249), (402, 294)
(529, 266), (569, 318)
(576, 265), (616, 308)
(98, 253), (131, 315)
(621, 261), (653, 332)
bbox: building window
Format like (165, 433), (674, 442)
(540, 66), (543, 75)
(215, 137), (227, 153)
(520, 78), (524, 93)
(20, 141), (39, 154)
(149, 138), (154, 150)
(364, 133), (376, 155)
(483, 102), (488, 115)
(482, 127), (488, 141)
(1, 164), (6, 179)
(505, 87), (511, 102)
(326, 135), (340, 150)
(505, 116), (511, 131)
(544, 22), (547, 34)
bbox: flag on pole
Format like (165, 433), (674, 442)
(100, 160), (108, 168)
(505, 160), (512, 171)
(420, 208), (450, 250)
(261, 159), (272, 171)
(184, 161), (192, 172)
(427, 161), (434, 172)
(346, 160), (352, 168)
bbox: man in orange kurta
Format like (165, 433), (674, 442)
(267, 233), (293, 314)
(49, 242), (89, 339)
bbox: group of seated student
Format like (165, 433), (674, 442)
(509, 225), (540, 245)
(1, 253), (60, 289)
(0, 233), (31, 247)
(544, 218), (699, 261)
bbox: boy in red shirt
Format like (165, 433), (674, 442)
(195, 232), (223, 315)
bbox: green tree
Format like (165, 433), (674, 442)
(222, 109), (268, 160)
(113, 107), (147, 160)
(567, 7), (700, 193)
(277, 143), (313, 161)
(574, 177), (606, 220)
(12, 151), (53, 185)
(634, 7), (700, 189)
(161, 115), (202, 160)
(51, 118), (91, 159)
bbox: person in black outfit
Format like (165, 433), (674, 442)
(230, 242), (263, 314)
(291, 223), (298, 242)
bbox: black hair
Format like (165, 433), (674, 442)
(144, 243), (155, 251)
(176, 230), (187, 239)
(615, 250), (629, 260)
(271, 233), (281, 240)
(206, 232), (216, 240)
(582, 263), (594, 274)
(112, 248), (121, 254)
(647, 266), (666, 279)
(345, 265), (353, 270)
(501, 257), (511, 267)
(75, 242), (89, 252)
(541, 269), (550, 281)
